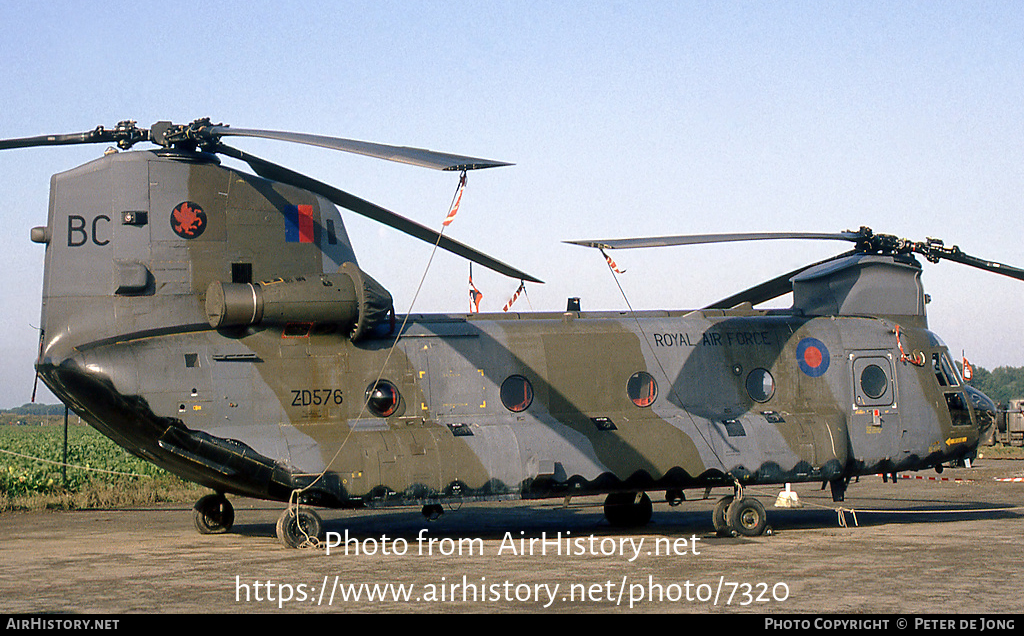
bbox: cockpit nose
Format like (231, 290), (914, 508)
(963, 385), (997, 445)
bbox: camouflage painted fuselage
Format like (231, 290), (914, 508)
(33, 150), (985, 508)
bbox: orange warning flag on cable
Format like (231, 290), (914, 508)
(443, 172), (468, 227)
(469, 269), (483, 313)
(503, 281), (526, 312)
(601, 249), (625, 274)
(962, 352), (973, 382)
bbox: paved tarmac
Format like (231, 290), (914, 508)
(1, 459), (1023, 614)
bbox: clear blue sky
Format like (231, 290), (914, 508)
(1, 1), (1023, 407)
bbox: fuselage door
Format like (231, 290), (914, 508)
(852, 354), (896, 409)
(847, 350), (902, 471)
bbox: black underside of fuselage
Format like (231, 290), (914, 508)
(36, 358), (312, 504)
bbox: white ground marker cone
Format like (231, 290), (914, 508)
(774, 483), (802, 508)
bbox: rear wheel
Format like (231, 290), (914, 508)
(712, 495), (734, 536)
(726, 497), (768, 537)
(193, 494), (234, 534)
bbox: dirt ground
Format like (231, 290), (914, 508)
(2, 459), (1023, 614)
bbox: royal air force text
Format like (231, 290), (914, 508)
(653, 331), (772, 348)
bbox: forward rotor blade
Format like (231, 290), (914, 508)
(928, 246), (1024, 282)
(206, 126), (512, 172)
(215, 143), (541, 283)
(704, 250), (858, 309)
(565, 231), (861, 251)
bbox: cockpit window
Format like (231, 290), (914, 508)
(933, 352), (961, 387)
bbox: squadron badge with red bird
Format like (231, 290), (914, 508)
(171, 201), (207, 239)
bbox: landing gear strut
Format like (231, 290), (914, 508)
(603, 491), (653, 527)
(712, 482), (769, 537)
(193, 493), (234, 534)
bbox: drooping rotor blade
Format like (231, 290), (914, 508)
(565, 231), (862, 251)
(704, 250), (859, 309)
(204, 126), (512, 172)
(707, 242), (1024, 308)
(917, 242), (1024, 283)
(214, 142), (542, 283)
(847, 228), (1024, 282)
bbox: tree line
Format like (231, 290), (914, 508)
(966, 365), (1024, 407)
(2, 403), (67, 416)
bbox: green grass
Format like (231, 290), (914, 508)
(4, 421), (1020, 512)
(0, 424), (204, 511)
(978, 443), (1024, 460)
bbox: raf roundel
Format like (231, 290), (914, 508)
(171, 201), (207, 239)
(796, 337), (830, 377)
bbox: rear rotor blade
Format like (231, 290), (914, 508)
(215, 142), (541, 283)
(206, 126), (512, 172)
(0, 122), (148, 151)
(0, 130), (108, 150)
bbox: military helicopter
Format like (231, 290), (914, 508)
(1, 119), (1013, 546)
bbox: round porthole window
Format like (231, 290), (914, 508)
(365, 380), (400, 417)
(500, 375), (534, 412)
(627, 371), (658, 407)
(860, 364), (889, 399)
(746, 368), (775, 403)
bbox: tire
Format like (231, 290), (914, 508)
(603, 492), (653, 528)
(726, 497), (768, 537)
(712, 495), (734, 536)
(276, 507), (324, 548)
(193, 494), (234, 534)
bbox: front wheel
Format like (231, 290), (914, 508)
(276, 507), (324, 548)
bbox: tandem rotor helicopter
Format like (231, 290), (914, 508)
(1, 118), (1015, 546)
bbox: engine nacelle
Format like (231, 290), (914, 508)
(205, 262), (393, 340)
